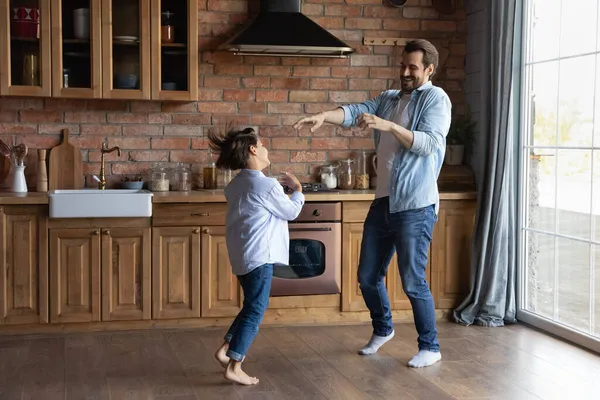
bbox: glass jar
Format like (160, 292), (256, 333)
(218, 168), (234, 188)
(203, 161), (217, 189)
(355, 150), (370, 190)
(320, 165), (337, 189)
(337, 159), (355, 190)
(161, 10), (175, 43)
(172, 163), (191, 191)
(150, 164), (170, 192)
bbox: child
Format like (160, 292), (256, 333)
(207, 126), (304, 385)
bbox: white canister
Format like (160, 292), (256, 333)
(12, 165), (27, 193)
(73, 8), (90, 40)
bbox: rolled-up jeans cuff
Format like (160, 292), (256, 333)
(226, 349), (245, 362)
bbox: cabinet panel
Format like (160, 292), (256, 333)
(0, 206), (48, 325)
(50, 0), (102, 98)
(431, 200), (476, 309)
(341, 222), (390, 311)
(150, 0), (198, 100)
(101, 227), (151, 321)
(101, 0), (151, 99)
(201, 226), (242, 317)
(152, 227), (201, 319)
(49, 228), (101, 323)
(0, 0), (52, 96)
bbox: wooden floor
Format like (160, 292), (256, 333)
(1, 322), (600, 400)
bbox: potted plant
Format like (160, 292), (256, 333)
(445, 108), (477, 166)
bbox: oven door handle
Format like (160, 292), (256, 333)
(289, 227), (332, 232)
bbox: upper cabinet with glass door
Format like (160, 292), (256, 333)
(0, 0), (51, 96)
(51, 0), (102, 98)
(101, 0), (151, 100)
(150, 0), (198, 101)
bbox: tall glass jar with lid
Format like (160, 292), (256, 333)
(172, 163), (191, 191)
(355, 150), (370, 189)
(150, 163), (170, 192)
(337, 159), (355, 190)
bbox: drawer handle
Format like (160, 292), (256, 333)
(191, 212), (211, 217)
(103, 230), (111, 236)
(92, 230), (99, 235)
(203, 228), (210, 234)
(193, 228), (200, 234)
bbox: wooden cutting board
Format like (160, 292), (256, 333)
(48, 129), (83, 190)
(0, 153), (10, 186)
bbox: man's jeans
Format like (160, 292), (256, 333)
(358, 197), (439, 352)
(224, 263), (273, 361)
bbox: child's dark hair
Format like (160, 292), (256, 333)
(207, 124), (258, 170)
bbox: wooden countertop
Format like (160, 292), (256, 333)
(0, 189), (477, 205)
(0, 192), (49, 205)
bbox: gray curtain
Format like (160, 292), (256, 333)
(453, 0), (518, 327)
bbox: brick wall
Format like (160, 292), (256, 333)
(0, 0), (467, 189)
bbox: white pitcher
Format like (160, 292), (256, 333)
(12, 165), (27, 193)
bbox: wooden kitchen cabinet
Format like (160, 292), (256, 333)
(0, 205), (48, 325)
(152, 226), (201, 319)
(150, 0), (198, 101)
(50, 0), (103, 98)
(101, 227), (151, 321)
(0, 0), (198, 100)
(49, 228), (101, 323)
(201, 226), (243, 318)
(49, 225), (151, 323)
(0, 0), (52, 96)
(431, 200), (476, 309)
(341, 200), (472, 314)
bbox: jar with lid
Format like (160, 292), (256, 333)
(320, 164), (337, 189)
(337, 159), (355, 190)
(355, 150), (370, 190)
(218, 168), (234, 188)
(172, 163), (191, 191)
(150, 164), (170, 192)
(161, 10), (175, 43)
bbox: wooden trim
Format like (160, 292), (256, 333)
(38, 213), (48, 323)
(0, 309), (453, 335)
(0, 0), (52, 96)
(150, 0), (198, 101)
(48, 217), (151, 229)
(51, 0), (102, 98)
(102, 0), (151, 100)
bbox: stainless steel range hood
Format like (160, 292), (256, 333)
(219, 0), (355, 58)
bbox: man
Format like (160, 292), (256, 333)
(293, 39), (451, 368)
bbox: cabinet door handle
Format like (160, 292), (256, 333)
(92, 230), (99, 235)
(103, 230), (111, 236)
(203, 228), (209, 234)
(193, 228), (200, 234)
(191, 212), (211, 217)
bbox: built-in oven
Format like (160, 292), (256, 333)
(270, 202), (342, 297)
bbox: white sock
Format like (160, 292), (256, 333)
(407, 350), (441, 368)
(358, 331), (395, 355)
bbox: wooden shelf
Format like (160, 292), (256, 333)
(161, 42), (185, 47)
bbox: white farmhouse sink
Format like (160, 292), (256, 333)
(49, 189), (153, 218)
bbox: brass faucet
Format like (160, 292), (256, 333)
(98, 141), (121, 190)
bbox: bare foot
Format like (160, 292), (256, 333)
(224, 360), (259, 385)
(214, 342), (230, 369)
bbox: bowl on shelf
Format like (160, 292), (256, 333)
(162, 82), (177, 90)
(114, 73), (138, 89)
(121, 180), (144, 190)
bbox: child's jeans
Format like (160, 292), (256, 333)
(224, 263), (273, 361)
